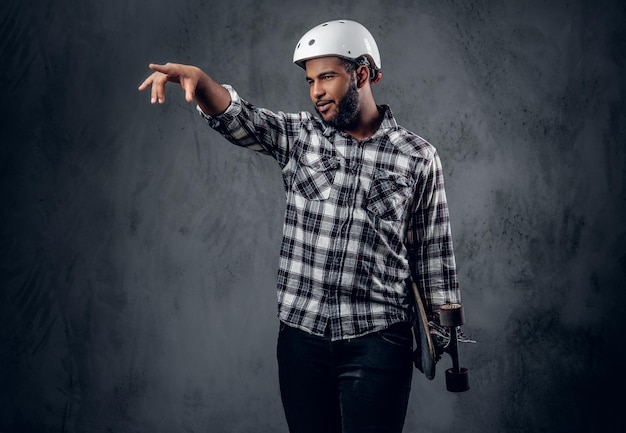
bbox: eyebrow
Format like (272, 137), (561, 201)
(305, 70), (338, 81)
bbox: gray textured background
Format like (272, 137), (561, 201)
(1, 0), (625, 432)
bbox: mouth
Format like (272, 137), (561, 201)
(316, 100), (334, 114)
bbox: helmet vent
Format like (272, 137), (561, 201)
(308, 39), (315, 46)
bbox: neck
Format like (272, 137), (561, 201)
(344, 98), (383, 141)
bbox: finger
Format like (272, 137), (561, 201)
(138, 68), (165, 104)
(149, 63), (179, 79)
(137, 74), (159, 104)
(137, 72), (155, 92)
(142, 72), (166, 104)
(182, 78), (196, 103)
(148, 63), (168, 73)
(153, 74), (165, 104)
(148, 65), (167, 103)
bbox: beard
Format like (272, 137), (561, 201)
(317, 79), (359, 130)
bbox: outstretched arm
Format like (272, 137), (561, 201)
(138, 63), (231, 116)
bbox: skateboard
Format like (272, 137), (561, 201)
(410, 282), (470, 392)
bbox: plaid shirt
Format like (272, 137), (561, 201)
(199, 85), (460, 341)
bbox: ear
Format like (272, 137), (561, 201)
(356, 65), (370, 88)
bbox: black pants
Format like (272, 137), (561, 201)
(277, 322), (413, 433)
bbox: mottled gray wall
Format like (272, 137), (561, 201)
(1, 0), (624, 432)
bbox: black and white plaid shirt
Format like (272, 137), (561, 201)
(199, 85), (460, 341)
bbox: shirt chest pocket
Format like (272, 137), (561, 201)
(366, 169), (415, 221)
(292, 153), (340, 200)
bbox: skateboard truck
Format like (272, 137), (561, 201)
(410, 282), (471, 393)
(438, 303), (470, 392)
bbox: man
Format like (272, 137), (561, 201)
(139, 19), (461, 433)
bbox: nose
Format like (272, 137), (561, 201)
(310, 80), (325, 99)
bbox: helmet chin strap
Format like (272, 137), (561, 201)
(371, 71), (382, 84)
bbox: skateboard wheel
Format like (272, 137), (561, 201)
(445, 367), (469, 392)
(439, 303), (465, 327)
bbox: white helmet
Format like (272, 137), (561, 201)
(293, 19), (382, 82)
